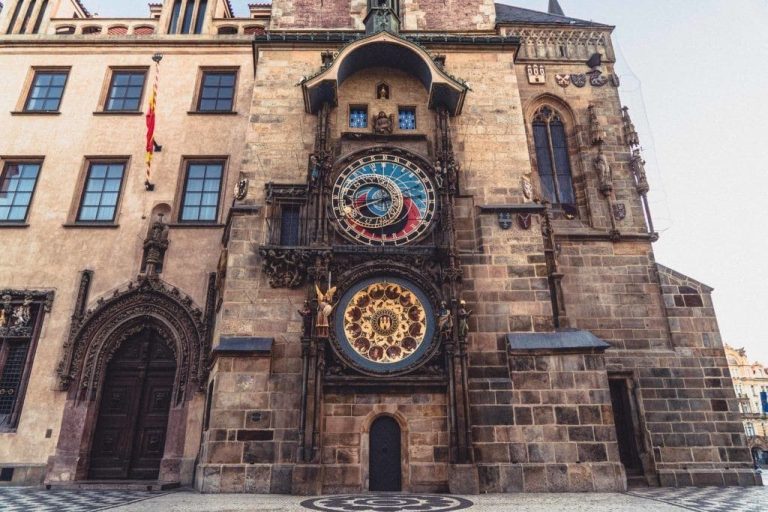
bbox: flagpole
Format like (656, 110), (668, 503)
(145, 53), (163, 191)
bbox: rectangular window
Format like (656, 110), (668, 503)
(398, 107), (416, 130)
(279, 205), (301, 246)
(105, 70), (146, 112)
(197, 71), (236, 112)
(180, 161), (223, 222)
(0, 162), (41, 223)
(77, 162), (126, 223)
(349, 106), (368, 128)
(24, 70), (68, 112)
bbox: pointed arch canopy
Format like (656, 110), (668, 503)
(301, 31), (468, 116)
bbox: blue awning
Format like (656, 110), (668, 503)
(506, 329), (610, 353)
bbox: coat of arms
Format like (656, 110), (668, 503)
(571, 74), (587, 88)
(555, 74), (571, 88)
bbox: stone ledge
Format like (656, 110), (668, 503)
(507, 329), (611, 354)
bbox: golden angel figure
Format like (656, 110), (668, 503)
(315, 284), (337, 338)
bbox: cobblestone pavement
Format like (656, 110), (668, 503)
(0, 486), (765, 512)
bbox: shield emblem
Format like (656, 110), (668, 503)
(555, 74), (571, 88)
(517, 213), (532, 230)
(571, 74), (587, 88)
(612, 203), (627, 221)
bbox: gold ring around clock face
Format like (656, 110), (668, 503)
(338, 279), (434, 369)
(331, 154), (436, 246)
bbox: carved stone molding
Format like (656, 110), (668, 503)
(259, 247), (316, 289)
(505, 27), (614, 62)
(56, 274), (209, 401)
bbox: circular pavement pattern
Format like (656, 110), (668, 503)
(300, 494), (474, 512)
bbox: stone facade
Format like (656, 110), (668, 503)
(0, 0), (760, 492)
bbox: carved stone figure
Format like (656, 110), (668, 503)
(234, 177), (249, 200)
(298, 300), (313, 338)
(12, 298), (31, 327)
(521, 174), (534, 201)
(622, 106), (640, 147)
(315, 285), (337, 338)
(377, 83), (389, 99)
(588, 104), (604, 145)
(373, 111), (394, 135)
(458, 301), (472, 339)
(594, 150), (613, 195)
(437, 301), (453, 336)
(0, 307), (6, 328)
(630, 149), (650, 194)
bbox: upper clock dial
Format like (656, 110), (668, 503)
(331, 154), (436, 246)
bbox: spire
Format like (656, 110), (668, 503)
(548, 0), (565, 16)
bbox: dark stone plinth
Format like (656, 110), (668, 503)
(292, 464), (324, 495)
(448, 464), (479, 494)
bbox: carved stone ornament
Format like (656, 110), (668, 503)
(611, 73), (621, 87)
(517, 213), (533, 230)
(594, 148), (613, 196)
(526, 64), (546, 84)
(373, 111), (394, 135)
(555, 74), (571, 88)
(376, 82), (390, 100)
(521, 174), (534, 201)
(571, 74), (587, 88)
(622, 106), (640, 148)
(630, 149), (650, 194)
(259, 247), (313, 288)
(588, 69), (609, 87)
(0, 290), (53, 337)
(612, 203), (627, 221)
(56, 274), (208, 402)
(588, 104), (604, 146)
(498, 212), (513, 230)
(234, 177), (249, 201)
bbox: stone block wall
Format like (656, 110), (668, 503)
(473, 350), (625, 492)
(320, 391), (449, 493)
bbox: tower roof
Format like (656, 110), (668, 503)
(495, 3), (610, 28)
(548, 0), (564, 16)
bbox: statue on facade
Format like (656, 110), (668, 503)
(437, 301), (453, 337)
(630, 149), (650, 194)
(588, 104), (604, 145)
(0, 307), (6, 328)
(373, 111), (394, 135)
(458, 300), (472, 339)
(298, 300), (313, 338)
(594, 150), (613, 195)
(315, 285), (337, 338)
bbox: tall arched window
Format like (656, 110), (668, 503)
(532, 106), (575, 206)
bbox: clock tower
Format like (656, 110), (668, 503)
(364, 0), (401, 33)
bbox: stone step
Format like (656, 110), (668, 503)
(45, 480), (180, 491)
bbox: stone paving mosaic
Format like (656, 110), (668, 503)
(300, 494), (474, 512)
(627, 486), (768, 512)
(0, 488), (167, 512)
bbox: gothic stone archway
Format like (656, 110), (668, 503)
(47, 275), (210, 484)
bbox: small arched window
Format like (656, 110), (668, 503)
(532, 106), (575, 206)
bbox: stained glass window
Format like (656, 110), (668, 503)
(24, 70), (68, 112)
(350, 107), (368, 128)
(0, 162), (41, 222)
(398, 107), (416, 130)
(198, 71), (236, 112)
(78, 163), (125, 222)
(532, 106), (575, 206)
(105, 71), (146, 111)
(180, 162), (223, 222)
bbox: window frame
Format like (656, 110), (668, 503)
(76, 160), (128, 224)
(0, 292), (51, 433)
(0, 158), (43, 225)
(176, 158), (227, 224)
(530, 105), (577, 208)
(23, 68), (70, 113)
(101, 67), (148, 113)
(194, 68), (239, 114)
(348, 104), (369, 129)
(397, 106), (417, 131)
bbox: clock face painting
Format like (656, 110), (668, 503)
(334, 277), (435, 373)
(331, 154), (436, 246)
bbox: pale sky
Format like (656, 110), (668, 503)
(85, 0), (768, 365)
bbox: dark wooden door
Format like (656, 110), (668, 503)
(369, 416), (402, 491)
(89, 331), (175, 480)
(609, 377), (644, 475)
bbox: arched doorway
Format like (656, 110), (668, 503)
(88, 329), (176, 480)
(369, 416), (402, 491)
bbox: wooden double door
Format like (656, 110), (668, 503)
(88, 331), (176, 480)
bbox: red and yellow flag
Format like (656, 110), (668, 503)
(145, 55), (161, 188)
